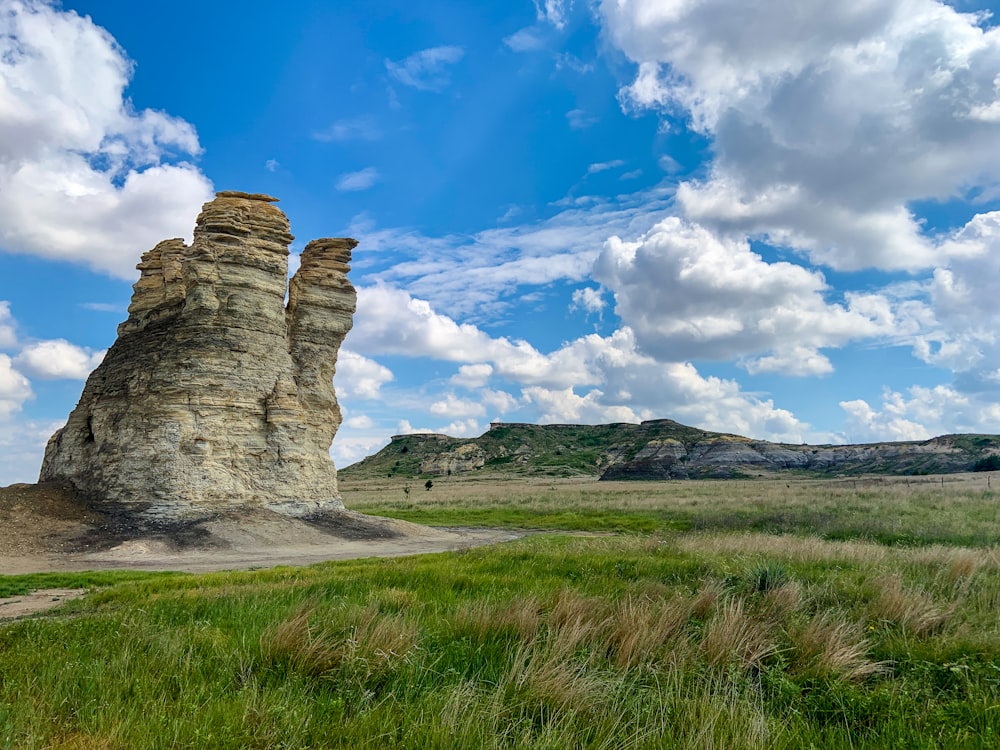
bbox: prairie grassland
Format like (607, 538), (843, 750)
(345, 472), (1000, 546)
(1, 475), (999, 748)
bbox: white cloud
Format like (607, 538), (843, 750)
(330, 428), (395, 469)
(891, 211), (1000, 392)
(385, 46), (464, 92)
(335, 349), (394, 400)
(264, 159), (279, 172)
(0, 353), (32, 420)
(658, 154), (680, 173)
(429, 394), (486, 419)
(744, 346), (833, 377)
(601, 0), (1000, 271)
(438, 418), (482, 437)
(482, 388), (520, 416)
(347, 284), (821, 444)
(504, 27), (546, 52)
(352, 183), (674, 320)
(451, 363), (493, 388)
(344, 414), (375, 430)
(566, 108), (598, 129)
(0, 301), (16, 349)
(840, 383), (1000, 442)
(352, 284), (581, 387)
(534, 0), (571, 30)
(570, 287), (606, 316)
(519, 328), (815, 442)
(587, 159), (625, 174)
(14, 339), (105, 380)
(336, 167), (379, 192)
(554, 52), (594, 74)
(312, 116), (383, 142)
(524, 385), (640, 424)
(0, 0), (214, 279)
(594, 217), (896, 366)
(0, 418), (61, 485)
(81, 301), (125, 314)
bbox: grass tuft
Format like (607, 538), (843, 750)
(700, 597), (779, 671)
(869, 574), (951, 636)
(261, 602), (417, 680)
(790, 612), (884, 681)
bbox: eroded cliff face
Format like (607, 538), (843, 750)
(40, 191), (357, 520)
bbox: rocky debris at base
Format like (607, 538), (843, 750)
(0, 482), (522, 575)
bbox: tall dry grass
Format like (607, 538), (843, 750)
(868, 574), (952, 636)
(700, 598), (779, 671)
(261, 602), (418, 679)
(790, 612), (884, 681)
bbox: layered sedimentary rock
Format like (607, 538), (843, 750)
(40, 191), (357, 520)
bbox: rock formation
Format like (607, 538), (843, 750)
(40, 191), (357, 520)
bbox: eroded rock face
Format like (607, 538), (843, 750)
(40, 191), (357, 520)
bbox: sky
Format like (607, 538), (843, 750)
(3, 0), (1000, 484)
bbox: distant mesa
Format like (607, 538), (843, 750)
(40, 191), (357, 521)
(344, 420), (1000, 481)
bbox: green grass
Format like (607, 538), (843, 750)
(0, 570), (183, 598)
(344, 474), (1000, 547)
(2, 476), (1000, 748)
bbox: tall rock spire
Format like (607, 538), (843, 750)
(40, 191), (357, 520)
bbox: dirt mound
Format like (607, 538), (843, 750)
(0, 482), (519, 574)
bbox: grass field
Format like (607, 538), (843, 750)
(2, 475), (999, 748)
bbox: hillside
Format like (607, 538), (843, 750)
(339, 419), (1000, 481)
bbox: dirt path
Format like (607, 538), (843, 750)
(0, 589), (89, 620)
(0, 482), (523, 619)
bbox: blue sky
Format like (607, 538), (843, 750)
(3, 0), (1000, 483)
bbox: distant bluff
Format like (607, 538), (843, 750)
(341, 420), (1000, 480)
(41, 191), (357, 520)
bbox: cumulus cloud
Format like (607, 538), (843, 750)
(344, 414), (375, 430)
(351, 284), (581, 387)
(594, 217), (896, 367)
(451, 363), (494, 388)
(336, 167), (379, 192)
(0, 301), (16, 349)
(0, 0), (214, 278)
(894, 210), (1000, 391)
(744, 346), (833, 377)
(520, 328), (814, 441)
(14, 339), (105, 380)
(0, 353), (32, 419)
(335, 349), (394, 400)
(570, 287), (606, 316)
(601, 0), (1000, 271)
(385, 46), (464, 92)
(347, 285), (820, 443)
(330, 428), (396, 469)
(0, 418), (61, 484)
(841, 383), (1000, 442)
(429, 394), (487, 419)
